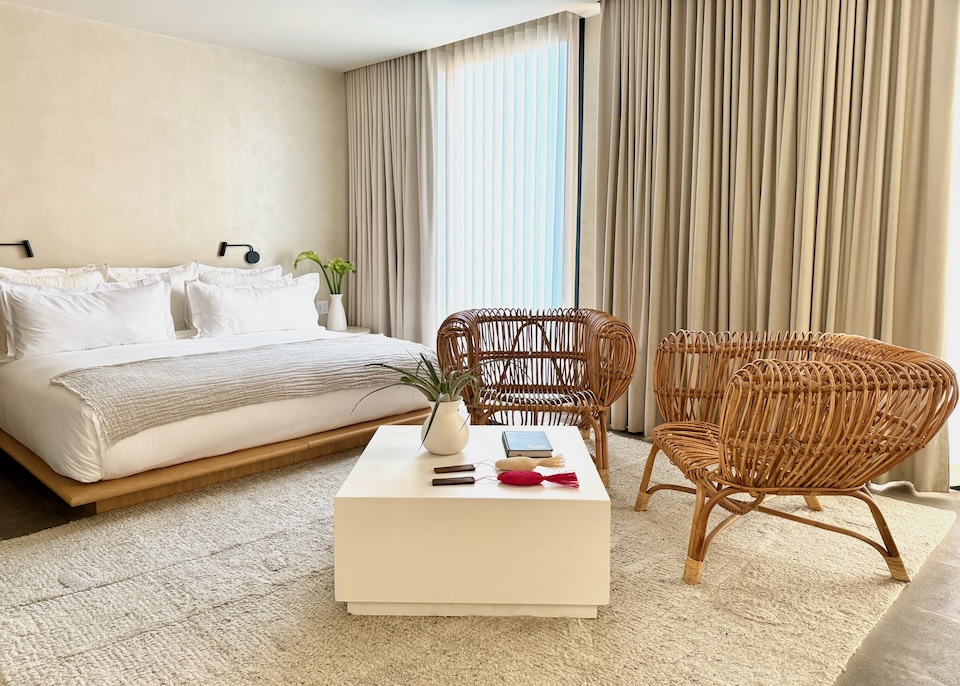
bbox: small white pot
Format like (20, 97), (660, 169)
(421, 399), (470, 455)
(327, 293), (347, 331)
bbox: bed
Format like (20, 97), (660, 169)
(0, 262), (432, 513)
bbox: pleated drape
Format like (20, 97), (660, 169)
(596, 0), (959, 490)
(347, 15), (580, 342)
(346, 54), (436, 344)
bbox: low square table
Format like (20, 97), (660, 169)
(334, 425), (611, 618)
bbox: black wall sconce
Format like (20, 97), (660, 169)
(0, 240), (34, 258)
(218, 242), (260, 264)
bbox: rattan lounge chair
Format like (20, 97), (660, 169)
(635, 330), (957, 584)
(437, 308), (637, 485)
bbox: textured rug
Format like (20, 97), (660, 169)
(0, 435), (955, 686)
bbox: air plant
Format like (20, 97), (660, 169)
(365, 353), (479, 439)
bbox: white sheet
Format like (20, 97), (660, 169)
(0, 329), (429, 482)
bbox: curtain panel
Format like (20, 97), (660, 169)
(347, 14), (580, 344)
(346, 54), (436, 345)
(595, 0), (959, 490)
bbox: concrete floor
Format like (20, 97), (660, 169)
(833, 482), (960, 686)
(1, 450), (958, 685)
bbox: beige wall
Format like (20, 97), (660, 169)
(0, 3), (347, 272)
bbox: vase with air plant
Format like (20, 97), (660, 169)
(369, 353), (478, 455)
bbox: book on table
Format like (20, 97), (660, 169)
(501, 430), (553, 457)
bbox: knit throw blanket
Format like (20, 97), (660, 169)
(51, 335), (433, 446)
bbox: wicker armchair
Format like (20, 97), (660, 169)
(635, 331), (957, 585)
(437, 308), (637, 485)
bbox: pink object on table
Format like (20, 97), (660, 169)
(497, 471), (579, 488)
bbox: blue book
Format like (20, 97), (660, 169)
(501, 430), (553, 457)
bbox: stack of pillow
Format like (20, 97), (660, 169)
(187, 263), (320, 337)
(0, 262), (321, 361)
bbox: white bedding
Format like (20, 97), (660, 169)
(0, 329), (429, 482)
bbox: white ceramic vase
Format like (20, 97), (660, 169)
(420, 399), (470, 455)
(327, 293), (347, 331)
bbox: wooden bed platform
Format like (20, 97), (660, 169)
(0, 408), (430, 514)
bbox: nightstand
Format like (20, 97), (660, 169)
(343, 326), (371, 335)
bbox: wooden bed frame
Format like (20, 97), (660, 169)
(0, 408), (430, 514)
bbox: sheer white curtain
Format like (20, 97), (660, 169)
(431, 14), (580, 325)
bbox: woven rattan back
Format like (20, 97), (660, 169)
(654, 331), (826, 424)
(437, 307), (636, 421)
(440, 308), (589, 393)
(655, 331), (957, 491)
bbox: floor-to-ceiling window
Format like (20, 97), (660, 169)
(432, 13), (580, 323)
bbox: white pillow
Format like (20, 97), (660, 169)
(185, 268), (289, 330)
(0, 270), (105, 288)
(106, 262), (198, 331)
(3, 279), (176, 359)
(196, 264), (285, 284)
(0, 270), (107, 360)
(0, 276), (169, 361)
(186, 273), (321, 337)
(0, 264), (100, 278)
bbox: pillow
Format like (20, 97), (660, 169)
(186, 273), (321, 337)
(196, 264), (285, 284)
(0, 276), (171, 360)
(186, 267), (289, 330)
(0, 270), (105, 288)
(3, 279), (176, 359)
(106, 262), (198, 331)
(0, 264), (100, 278)
(0, 270), (107, 360)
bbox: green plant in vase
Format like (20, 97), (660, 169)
(368, 354), (479, 453)
(293, 252), (356, 294)
(294, 252), (356, 331)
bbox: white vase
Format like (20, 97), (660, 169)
(420, 399), (470, 455)
(327, 293), (347, 331)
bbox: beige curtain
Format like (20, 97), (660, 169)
(595, 0), (959, 490)
(346, 54), (436, 345)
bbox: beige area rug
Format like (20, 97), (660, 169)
(0, 435), (955, 686)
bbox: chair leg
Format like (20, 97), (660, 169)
(854, 488), (910, 582)
(634, 442), (661, 512)
(803, 495), (823, 511)
(684, 482), (711, 585)
(594, 420), (610, 487)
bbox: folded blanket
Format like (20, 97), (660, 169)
(51, 335), (433, 446)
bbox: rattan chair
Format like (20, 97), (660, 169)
(437, 308), (637, 485)
(635, 331), (957, 584)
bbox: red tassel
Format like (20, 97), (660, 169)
(544, 472), (579, 487)
(497, 471), (579, 488)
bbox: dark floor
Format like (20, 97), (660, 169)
(0, 454), (91, 538)
(1, 449), (958, 685)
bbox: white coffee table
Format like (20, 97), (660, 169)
(334, 425), (610, 618)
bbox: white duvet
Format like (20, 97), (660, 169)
(0, 329), (428, 482)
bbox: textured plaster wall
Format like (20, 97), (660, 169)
(0, 2), (347, 272)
